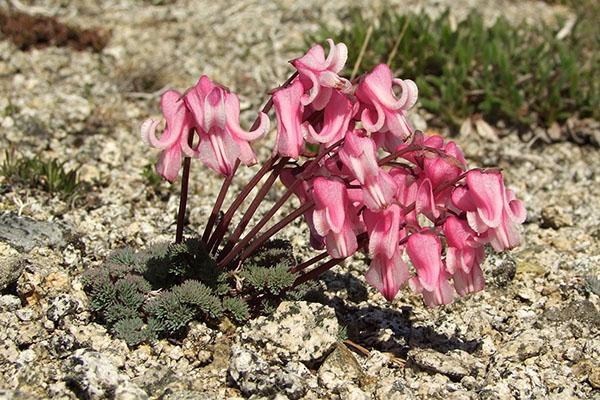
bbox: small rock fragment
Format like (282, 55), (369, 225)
(408, 349), (483, 381)
(541, 205), (573, 229)
(0, 212), (67, 252)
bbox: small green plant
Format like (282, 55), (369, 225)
(1, 149), (85, 200)
(83, 239), (309, 346)
(141, 163), (163, 192)
(307, 9), (599, 130)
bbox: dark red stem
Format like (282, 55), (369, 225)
(202, 160), (240, 244)
(218, 201), (314, 268)
(175, 129), (195, 243)
(289, 251), (328, 273)
(219, 157), (290, 258)
(207, 157), (278, 253)
(292, 257), (345, 287)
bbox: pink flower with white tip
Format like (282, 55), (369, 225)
(356, 64), (418, 151)
(338, 130), (397, 211)
(273, 80), (305, 159)
(184, 76), (269, 176)
(364, 205), (410, 301)
(311, 177), (359, 258)
(292, 38), (352, 110)
(451, 170), (527, 251)
(407, 232), (454, 306)
(141, 90), (195, 182)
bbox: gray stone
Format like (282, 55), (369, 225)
(0, 212), (66, 252)
(541, 205), (573, 229)
(0, 295), (21, 312)
(228, 345), (315, 399)
(408, 349), (484, 381)
(318, 343), (365, 391)
(0, 242), (24, 291)
(46, 294), (78, 323)
(240, 301), (339, 365)
(64, 349), (145, 399)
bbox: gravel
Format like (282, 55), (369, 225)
(0, 0), (598, 399)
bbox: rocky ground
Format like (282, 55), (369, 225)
(0, 0), (598, 399)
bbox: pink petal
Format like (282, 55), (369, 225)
(466, 170), (505, 228)
(453, 264), (485, 296)
(155, 145), (182, 182)
(365, 253), (410, 301)
(406, 232), (444, 292)
(225, 94), (269, 141)
(273, 80), (305, 159)
(416, 178), (440, 221)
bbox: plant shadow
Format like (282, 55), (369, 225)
(308, 268), (482, 359)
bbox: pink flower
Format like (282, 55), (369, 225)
(451, 170), (526, 251)
(184, 76), (269, 176)
(338, 130), (397, 210)
(356, 64), (418, 150)
(443, 216), (485, 296)
(273, 80), (305, 159)
(366, 252), (410, 302)
(141, 90), (195, 182)
(292, 39), (351, 110)
(311, 177), (358, 258)
(406, 232), (454, 306)
(304, 91), (358, 146)
(363, 204), (410, 301)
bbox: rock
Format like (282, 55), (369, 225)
(318, 343), (365, 391)
(49, 331), (77, 357)
(0, 242), (24, 291)
(589, 367), (600, 389)
(497, 330), (546, 361)
(0, 295), (21, 312)
(228, 345), (315, 399)
(240, 301), (339, 365)
(64, 349), (145, 399)
(181, 322), (215, 364)
(408, 349), (483, 381)
(338, 383), (370, 400)
(132, 365), (173, 395)
(541, 205), (573, 229)
(543, 300), (600, 326)
(46, 294), (78, 323)
(486, 251), (517, 287)
(0, 212), (67, 252)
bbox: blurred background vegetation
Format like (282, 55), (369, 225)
(307, 0), (599, 134)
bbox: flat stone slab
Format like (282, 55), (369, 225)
(0, 212), (66, 252)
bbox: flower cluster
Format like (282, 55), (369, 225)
(141, 39), (526, 307)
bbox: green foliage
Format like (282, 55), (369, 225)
(113, 317), (154, 347)
(1, 149), (85, 200)
(223, 297), (250, 323)
(308, 9), (599, 130)
(141, 163), (164, 193)
(84, 238), (313, 347)
(337, 325), (348, 341)
(240, 264), (296, 295)
(584, 275), (600, 296)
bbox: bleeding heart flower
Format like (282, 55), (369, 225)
(356, 64), (418, 150)
(273, 80), (305, 159)
(184, 76), (269, 176)
(292, 39), (352, 110)
(304, 91), (358, 146)
(311, 177), (359, 258)
(339, 130), (397, 210)
(141, 90), (195, 182)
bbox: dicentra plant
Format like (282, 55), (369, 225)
(86, 39), (526, 345)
